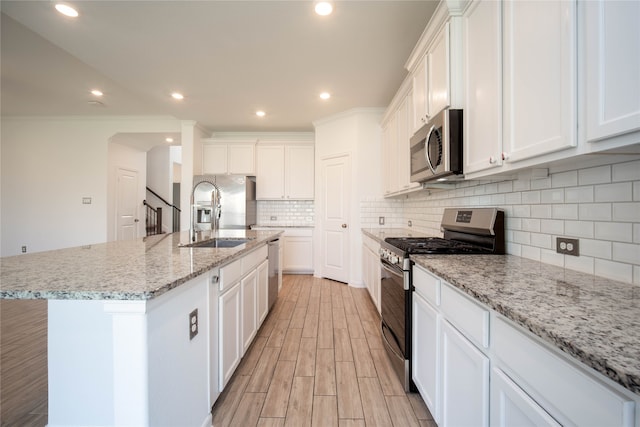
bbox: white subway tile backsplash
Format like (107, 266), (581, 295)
(552, 170), (578, 188)
(530, 232), (552, 249)
(595, 222), (633, 242)
(541, 249), (564, 267)
(581, 239), (612, 259)
(541, 219), (564, 235)
(379, 158), (639, 284)
(595, 259), (633, 283)
(531, 177), (552, 190)
(522, 218), (541, 232)
(579, 203), (612, 221)
(612, 160), (640, 182)
(612, 242), (640, 264)
(521, 245), (541, 261)
(565, 221), (595, 238)
(552, 204), (578, 220)
(522, 191), (541, 204)
(565, 255), (595, 275)
(579, 165), (611, 185)
(541, 189), (564, 204)
(594, 182), (633, 202)
(565, 186), (594, 203)
(531, 204), (552, 219)
(612, 202), (640, 222)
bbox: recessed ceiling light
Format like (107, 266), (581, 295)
(320, 92), (331, 100)
(165, 137), (174, 143)
(90, 89), (103, 97)
(256, 111), (266, 117)
(171, 92), (184, 100)
(55, 3), (79, 17)
(314, 1), (333, 16)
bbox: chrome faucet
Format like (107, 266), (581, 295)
(190, 180), (221, 242)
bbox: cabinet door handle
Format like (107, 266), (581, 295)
(341, 224), (348, 229)
(501, 152), (509, 161)
(489, 156), (497, 164)
(211, 275), (219, 284)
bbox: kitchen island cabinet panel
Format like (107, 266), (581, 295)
(241, 269), (258, 354)
(219, 281), (242, 390)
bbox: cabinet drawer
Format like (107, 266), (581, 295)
(220, 259), (242, 293)
(440, 283), (489, 349)
(242, 245), (268, 275)
(493, 315), (635, 427)
(413, 265), (440, 307)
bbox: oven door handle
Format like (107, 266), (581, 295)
(381, 322), (405, 361)
(380, 260), (403, 278)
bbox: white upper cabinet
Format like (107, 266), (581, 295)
(502, 0), (577, 163)
(256, 143), (314, 200)
(412, 56), (429, 134)
(428, 23), (450, 118)
(203, 142), (255, 175)
(463, 0), (503, 175)
(584, 0), (640, 145)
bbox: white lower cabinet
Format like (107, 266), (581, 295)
(441, 320), (490, 427)
(257, 259), (269, 326)
(219, 281), (241, 390)
(490, 367), (560, 427)
(218, 245), (269, 391)
(412, 263), (638, 427)
(282, 228), (313, 274)
(240, 269), (257, 354)
(362, 234), (381, 313)
(412, 291), (440, 423)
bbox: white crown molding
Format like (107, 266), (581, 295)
(312, 107), (385, 128)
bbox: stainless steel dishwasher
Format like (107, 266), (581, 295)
(267, 239), (280, 309)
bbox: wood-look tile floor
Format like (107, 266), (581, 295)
(212, 275), (436, 427)
(0, 299), (48, 427)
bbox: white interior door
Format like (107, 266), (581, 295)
(320, 154), (350, 283)
(116, 168), (139, 241)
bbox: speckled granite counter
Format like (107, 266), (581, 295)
(363, 228), (640, 396)
(415, 254), (640, 396)
(0, 229), (282, 300)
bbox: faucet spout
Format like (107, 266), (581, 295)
(190, 179), (221, 242)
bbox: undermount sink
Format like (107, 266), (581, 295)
(183, 238), (253, 248)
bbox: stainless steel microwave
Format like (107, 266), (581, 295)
(410, 109), (463, 183)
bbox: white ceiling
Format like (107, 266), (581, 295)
(1, 1), (438, 135)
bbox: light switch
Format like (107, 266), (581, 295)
(82, 197), (92, 205)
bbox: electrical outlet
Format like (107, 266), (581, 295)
(82, 197), (92, 205)
(189, 309), (198, 340)
(557, 237), (579, 256)
(407, 220), (412, 227)
(270, 216), (277, 221)
(379, 216), (385, 225)
(21, 246), (27, 253)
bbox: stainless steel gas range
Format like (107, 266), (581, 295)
(379, 208), (505, 392)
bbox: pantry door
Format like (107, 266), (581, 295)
(116, 168), (140, 241)
(320, 153), (351, 283)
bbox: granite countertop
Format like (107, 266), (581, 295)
(362, 228), (640, 396)
(413, 254), (640, 396)
(0, 229), (282, 301)
(362, 227), (432, 240)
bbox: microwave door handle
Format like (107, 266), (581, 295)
(425, 124), (437, 173)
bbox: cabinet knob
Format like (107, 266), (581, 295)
(489, 156), (497, 164)
(501, 152), (509, 161)
(341, 224), (348, 229)
(211, 275), (219, 284)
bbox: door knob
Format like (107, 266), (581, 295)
(341, 224), (347, 228)
(134, 219), (140, 223)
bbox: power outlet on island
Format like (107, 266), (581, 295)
(189, 309), (198, 340)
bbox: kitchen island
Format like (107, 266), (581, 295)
(0, 229), (282, 427)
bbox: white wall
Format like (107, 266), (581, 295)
(0, 116), (181, 256)
(313, 108), (384, 287)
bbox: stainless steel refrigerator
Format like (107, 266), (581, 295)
(193, 175), (256, 230)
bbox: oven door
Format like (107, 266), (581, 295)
(380, 257), (412, 391)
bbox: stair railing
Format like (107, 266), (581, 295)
(146, 187), (181, 232)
